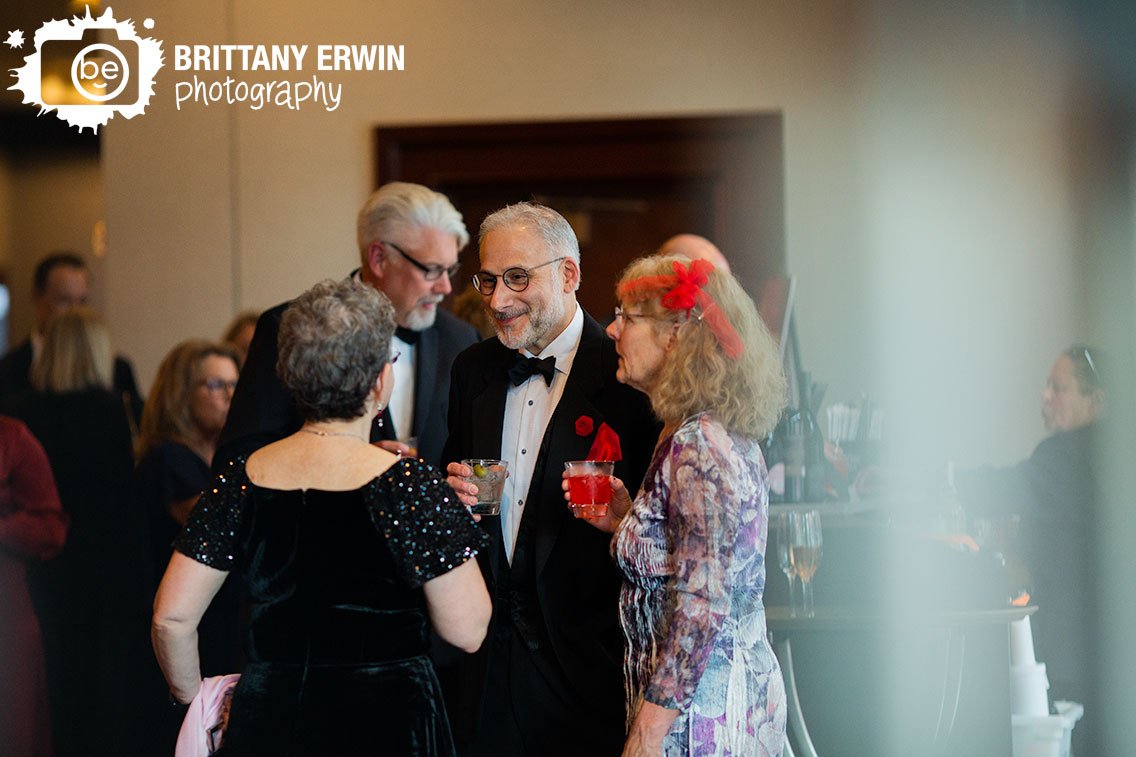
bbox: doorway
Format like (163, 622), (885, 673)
(374, 114), (784, 319)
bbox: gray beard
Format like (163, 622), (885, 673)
(494, 297), (565, 352)
(403, 305), (438, 331)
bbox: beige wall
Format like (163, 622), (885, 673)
(98, 0), (1118, 470)
(1, 151), (103, 345)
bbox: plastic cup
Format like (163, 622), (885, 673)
(461, 459), (508, 516)
(564, 460), (614, 518)
(1009, 616), (1038, 666)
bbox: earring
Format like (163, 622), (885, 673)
(375, 403), (385, 428)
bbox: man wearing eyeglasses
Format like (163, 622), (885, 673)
(441, 203), (658, 756)
(216, 182), (479, 469)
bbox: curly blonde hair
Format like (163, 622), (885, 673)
(616, 255), (786, 437)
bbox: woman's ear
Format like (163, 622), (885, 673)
(664, 320), (681, 353)
(376, 362), (395, 406)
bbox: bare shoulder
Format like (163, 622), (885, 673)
(246, 435), (399, 491)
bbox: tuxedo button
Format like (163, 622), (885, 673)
(518, 499), (524, 507)
(521, 448), (527, 455)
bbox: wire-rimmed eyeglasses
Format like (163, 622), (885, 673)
(613, 306), (672, 326)
(472, 257), (567, 295)
(383, 241), (461, 281)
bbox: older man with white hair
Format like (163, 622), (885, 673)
(442, 202), (658, 756)
(217, 182), (479, 469)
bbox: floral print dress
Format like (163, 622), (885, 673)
(614, 413), (786, 756)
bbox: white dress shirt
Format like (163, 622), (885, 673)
(499, 304), (583, 563)
(352, 270), (417, 443)
(389, 334), (416, 443)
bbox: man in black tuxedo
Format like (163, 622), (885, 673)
(442, 203), (658, 756)
(216, 182), (478, 469)
(0, 252), (143, 426)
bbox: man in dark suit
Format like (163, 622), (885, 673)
(0, 252), (144, 427)
(216, 182), (479, 468)
(442, 203), (658, 756)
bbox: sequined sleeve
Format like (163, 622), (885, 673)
(369, 457), (488, 589)
(171, 457), (250, 571)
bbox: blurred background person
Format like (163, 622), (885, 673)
(955, 345), (1108, 754)
(449, 282), (496, 339)
(0, 252), (144, 432)
(134, 340), (243, 753)
(656, 233), (731, 273)
(222, 311), (260, 368)
(581, 255), (786, 756)
(2, 307), (139, 756)
(153, 280), (489, 755)
(0, 415), (67, 757)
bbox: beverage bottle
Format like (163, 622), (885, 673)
(803, 397), (826, 502)
(782, 410), (804, 503)
(761, 424), (784, 504)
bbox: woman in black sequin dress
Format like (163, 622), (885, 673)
(152, 280), (491, 755)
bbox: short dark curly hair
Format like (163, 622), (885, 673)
(277, 279), (395, 422)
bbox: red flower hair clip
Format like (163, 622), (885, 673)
(617, 258), (744, 359)
(661, 259), (712, 314)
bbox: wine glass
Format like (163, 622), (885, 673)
(774, 512), (797, 617)
(789, 510), (823, 618)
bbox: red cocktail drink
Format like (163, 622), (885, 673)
(563, 460), (614, 518)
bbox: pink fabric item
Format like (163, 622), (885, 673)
(175, 674), (240, 757)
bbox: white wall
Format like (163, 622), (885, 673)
(99, 0), (1114, 471)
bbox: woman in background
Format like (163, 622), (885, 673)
(0, 415), (67, 756)
(153, 280), (490, 755)
(222, 311), (260, 368)
(4, 307), (138, 756)
(574, 256), (787, 756)
(956, 345), (1108, 755)
(134, 340), (242, 753)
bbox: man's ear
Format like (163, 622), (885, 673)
(365, 241), (386, 280)
(561, 257), (581, 293)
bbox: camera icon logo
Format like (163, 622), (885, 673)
(9, 7), (164, 132)
(41, 29), (139, 106)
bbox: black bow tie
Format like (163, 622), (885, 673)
(508, 355), (556, 387)
(394, 326), (420, 345)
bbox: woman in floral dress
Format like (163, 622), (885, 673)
(570, 255), (787, 756)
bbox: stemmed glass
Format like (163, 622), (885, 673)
(789, 510), (823, 618)
(774, 512), (797, 617)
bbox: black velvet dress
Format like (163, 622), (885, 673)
(174, 456), (487, 756)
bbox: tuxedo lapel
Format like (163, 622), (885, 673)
(532, 320), (608, 578)
(470, 348), (511, 583)
(411, 326), (439, 439)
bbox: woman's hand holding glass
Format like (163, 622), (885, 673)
(561, 470), (631, 533)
